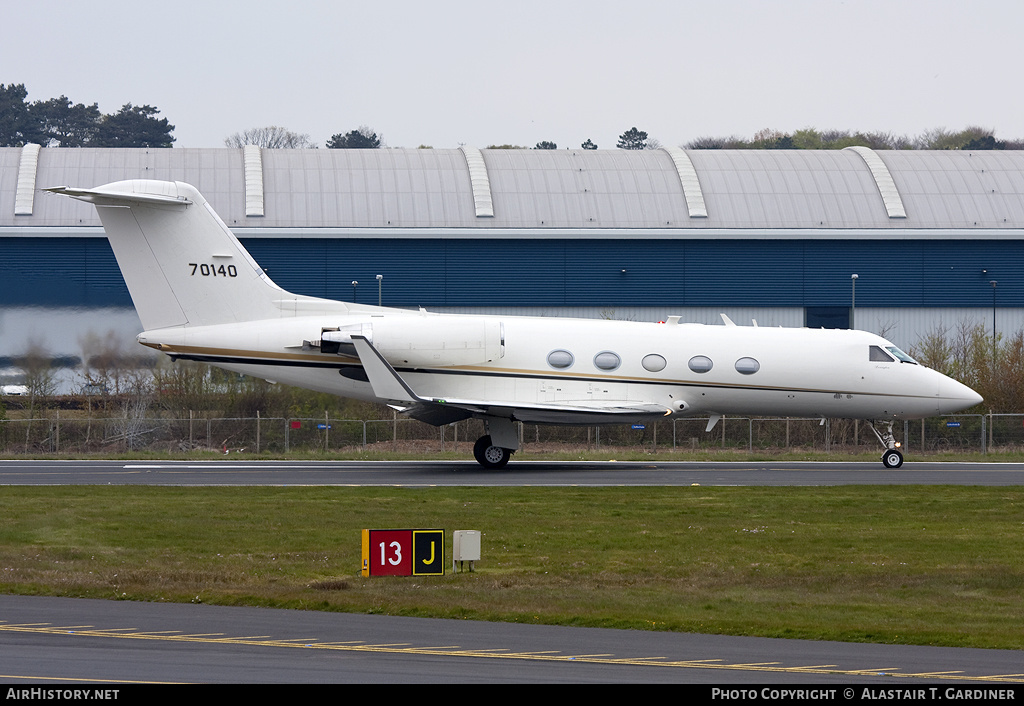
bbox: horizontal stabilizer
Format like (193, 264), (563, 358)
(45, 185), (193, 207)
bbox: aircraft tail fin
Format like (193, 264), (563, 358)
(46, 180), (341, 329)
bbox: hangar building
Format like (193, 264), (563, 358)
(1, 144), (1021, 390)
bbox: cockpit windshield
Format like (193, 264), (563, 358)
(869, 345), (919, 364)
(885, 346), (918, 364)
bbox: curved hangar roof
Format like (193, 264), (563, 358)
(4, 145), (1024, 233)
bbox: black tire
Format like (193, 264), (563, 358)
(881, 449), (904, 469)
(473, 435), (511, 469)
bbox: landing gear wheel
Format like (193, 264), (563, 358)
(473, 435), (511, 469)
(882, 449), (904, 469)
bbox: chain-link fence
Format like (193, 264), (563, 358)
(0, 412), (1010, 455)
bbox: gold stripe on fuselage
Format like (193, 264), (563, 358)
(142, 342), (933, 400)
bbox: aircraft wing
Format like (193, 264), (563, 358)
(350, 335), (671, 426)
(395, 398), (671, 426)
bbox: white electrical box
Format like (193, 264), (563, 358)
(452, 530), (481, 572)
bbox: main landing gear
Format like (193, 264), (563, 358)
(868, 421), (904, 468)
(473, 435), (513, 469)
(472, 417), (520, 469)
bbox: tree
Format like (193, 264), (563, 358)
(616, 127), (649, 150)
(915, 126), (994, 151)
(0, 84), (42, 146)
(17, 338), (57, 414)
(534, 141), (557, 149)
(684, 135), (748, 149)
(94, 103), (175, 148)
(684, 126), (920, 150)
(225, 126), (317, 149)
(963, 134), (1001, 150)
(858, 131), (913, 150)
(581, 138), (597, 150)
(326, 126), (382, 149)
(3, 87), (179, 148)
(78, 329), (157, 397)
(32, 96), (101, 147)
(750, 128), (793, 149)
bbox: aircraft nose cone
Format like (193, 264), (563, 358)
(936, 375), (983, 414)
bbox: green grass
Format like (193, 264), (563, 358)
(1, 485), (1022, 649)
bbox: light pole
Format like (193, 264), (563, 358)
(989, 280), (998, 355)
(850, 274), (858, 330)
(352, 280), (358, 303)
(376, 274), (383, 306)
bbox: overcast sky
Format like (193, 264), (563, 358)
(6, 0), (1024, 150)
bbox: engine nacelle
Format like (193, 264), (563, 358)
(322, 316), (502, 367)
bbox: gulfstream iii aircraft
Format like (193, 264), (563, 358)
(47, 180), (982, 469)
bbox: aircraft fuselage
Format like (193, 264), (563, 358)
(138, 309), (979, 424)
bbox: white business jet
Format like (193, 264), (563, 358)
(47, 180), (982, 469)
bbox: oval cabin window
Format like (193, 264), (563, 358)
(642, 354), (667, 372)
(688, 355), (713, 373)
(547, 350), (574, 369)
(594, 351), (621, 371)
(735, 357), (760, 375)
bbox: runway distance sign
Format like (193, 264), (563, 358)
(361, 529), (445, 576)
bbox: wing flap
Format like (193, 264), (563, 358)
(450, 400), (668, 425)
(398, 397), (671, 426)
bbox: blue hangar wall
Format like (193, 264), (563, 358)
(1, 236), (1020, 311)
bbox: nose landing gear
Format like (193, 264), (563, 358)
(869, 421), (904, 468)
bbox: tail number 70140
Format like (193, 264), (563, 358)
(189, 263), (237, 277)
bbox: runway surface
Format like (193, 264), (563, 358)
(2, 595), (1022, 685)
(2, 458), (1022, 685)
(3, 458), (1024, 486)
